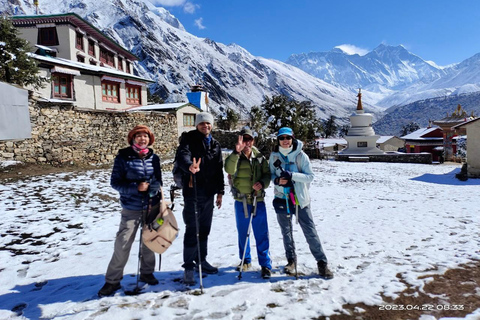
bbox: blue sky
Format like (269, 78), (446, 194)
(149, 0), (480, 66)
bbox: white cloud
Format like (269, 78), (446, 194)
(147, 0), (198, 14)
(183, 2), (199, 14)
(194, 17), (206, 29)
(148, 0), (186, 5)
(335, 44), (369, 56)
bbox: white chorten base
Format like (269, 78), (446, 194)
(339, 135), (384, 155)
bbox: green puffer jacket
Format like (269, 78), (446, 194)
(224, 146), (270, 204)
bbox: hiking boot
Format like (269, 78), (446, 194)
(196, 261), (218, 274)
(140, 273), (159, 285)
(317, 261), (334, 279)
(183, 269), (196, 285)
(98, 282), (121, 297)
(261, 267), (272, 279)
(235, 261), (252, 271)
(284, 259), (296, 275)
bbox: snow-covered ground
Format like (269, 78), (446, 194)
(0, 160), (479, 319)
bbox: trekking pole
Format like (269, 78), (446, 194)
(192, 174), (204, 293)
(238, 193), (257, 280)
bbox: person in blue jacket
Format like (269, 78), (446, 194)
(98, 125), (162, 296)
(269, 127), (333, 279)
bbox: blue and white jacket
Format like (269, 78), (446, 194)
(268, 139), (314, 209)
(110, 146), (162, 211)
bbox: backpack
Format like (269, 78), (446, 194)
(172, 132), (188, 189)
(172, 158), (184, 189)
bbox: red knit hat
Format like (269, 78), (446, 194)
(127, 125), (155, 146)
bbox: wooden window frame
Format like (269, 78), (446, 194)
(38, 27), (59, 46)
(52, 74), (73, 99)
(101, 80), (120, 103)
(125, 84), (141, 105)
(118, 57), (123, 71)
(88, 39), (95, 56)
(75, 32), (84, 51)
(183, 113), (196, 127)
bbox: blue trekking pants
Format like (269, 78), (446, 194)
(234, 200), (272, 269)
(273, 198), (328, 264)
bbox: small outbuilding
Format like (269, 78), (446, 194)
(453, 118), (480, 177)
(376, 136), (405, 152)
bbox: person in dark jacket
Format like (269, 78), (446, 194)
(175, 112), (225, 285)
(98, 125), (162, 297)
(224, 128), (272, 279)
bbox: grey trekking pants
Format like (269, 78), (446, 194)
(105, 208), (155, 284)
(273, 198), (328, 263)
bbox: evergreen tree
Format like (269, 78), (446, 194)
(260, 94), (321, 142)
(0, 16), (46, 89)
(322, 115), (338, 138)
(339, 124), (350, 137)
(400, 122), (420, 136)
(216, 107), (239, 130)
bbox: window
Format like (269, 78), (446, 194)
(38, 27), (59, 46)
(357, 141), (368, 148)
(183, 114), (195, 127)
(118, 57), (123, 71)
(101, 81), (120, 103)
(126, 85), (141, 105)
(76, 32), (84, 50)
(126, 61), (131, 73)
(88, 39), (95, 56)
(52, 74), (73, 98)
(100, 48), (115, 67)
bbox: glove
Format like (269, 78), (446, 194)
(280, 170), (292, 180)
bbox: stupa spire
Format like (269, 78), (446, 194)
(356, 88), (363, 111)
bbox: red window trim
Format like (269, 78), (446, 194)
(52, 73), (73, 99)
(125, 84), (141, 105)
(101, 80), (120, 103)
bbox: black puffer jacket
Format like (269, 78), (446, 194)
(110, 147), (162, 211)
(176, 130), (224, 197)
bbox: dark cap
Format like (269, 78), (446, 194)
(240, 127), (254, 138)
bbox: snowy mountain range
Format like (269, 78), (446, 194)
(286, 45), (480, 110)
(0, 0), (370, 121)
(3, 0), (480, 131)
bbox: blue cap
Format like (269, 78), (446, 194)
(277, 127), (294, 137)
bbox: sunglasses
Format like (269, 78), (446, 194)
(278, 136), (293, 141)
(243, 136), (253, 142)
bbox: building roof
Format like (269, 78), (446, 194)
(127, 102), (201, 112)
(401, 127), (443, 140)
(30, 52), (153, 82)
(12, 13), (138, 61)
(376, 136), (403, 143)
(452, 117), (480, 129)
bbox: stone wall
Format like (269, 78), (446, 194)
(336, 153), (433, 164)
(0, 100), (178, 165)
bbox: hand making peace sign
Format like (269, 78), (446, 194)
(189, 157), (201, 174)
(235, 135), (245, 153)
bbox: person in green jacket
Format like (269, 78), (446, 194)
(224, 128), (272, 279)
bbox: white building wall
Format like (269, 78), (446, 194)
(466, 122), (480, 176)
(177, 105), (201, 135)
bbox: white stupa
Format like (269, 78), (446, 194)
(339, 89), (384, 155)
